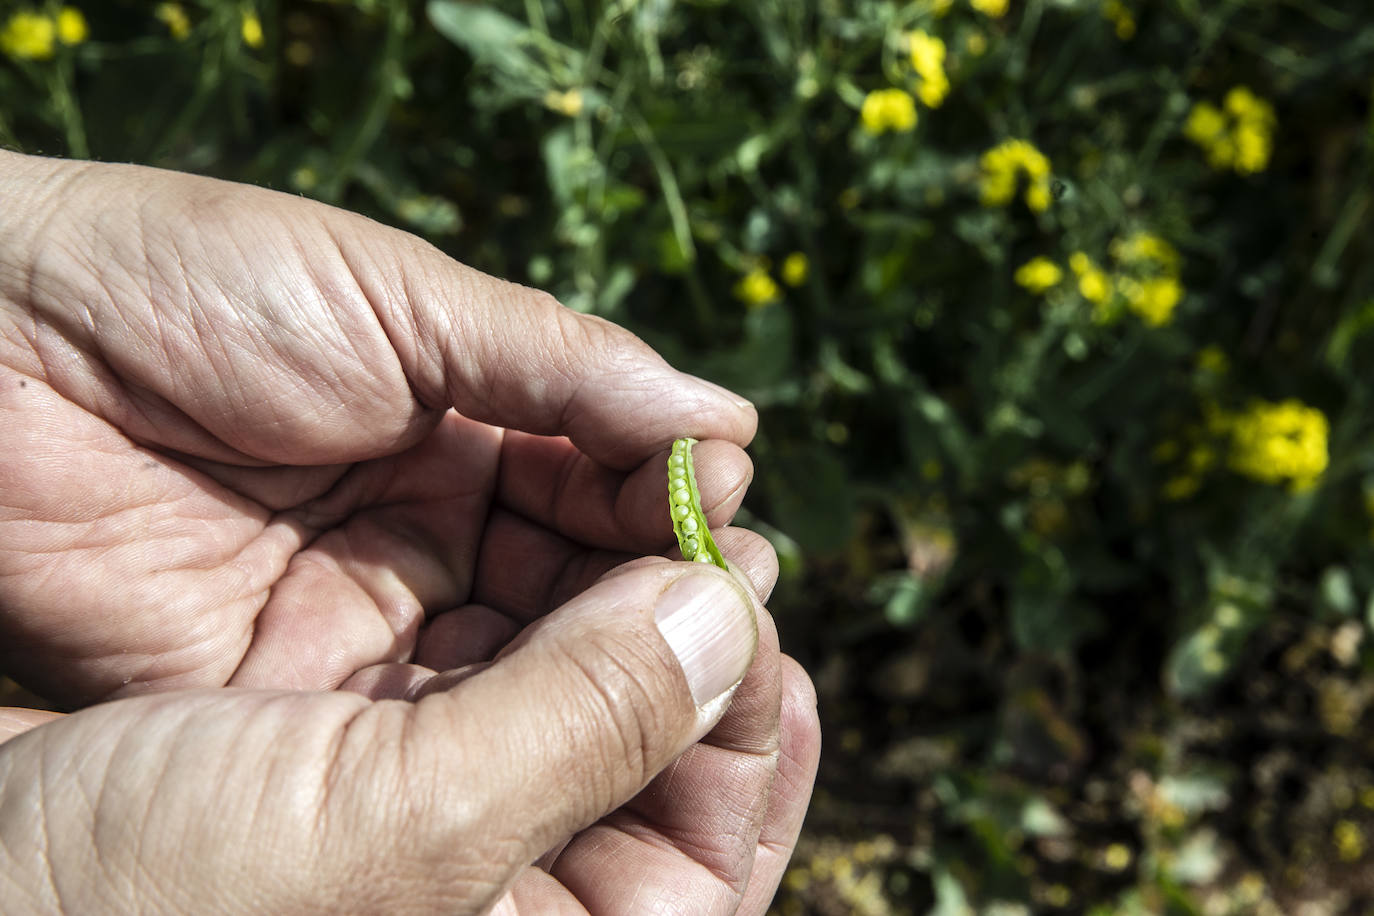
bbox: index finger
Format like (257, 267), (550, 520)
(325, 218), (758, 469)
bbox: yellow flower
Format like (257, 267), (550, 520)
(1185, 88), (1276, 175)
(241, 12), (264, 49)
(908, 30), (949, 108)
(1227, 399), (1329, 492)
(1196, 345), (1229, 374)
(1102, 0), (1135, 40)
(734, 268), (780, 308)
(1, 11), (56, 60)
(1068, 251), (1111, 305)
(1024, 182), (1052, 212)
(1111, 231), (1185, 325)
(1184, 102), (1226, 145)
(155, 3), (191, 40)
(1079, 268), (1111, 304)
(1125, 276), (1182, 325)
(1112, 232), (1180, 272)
(1225, 86), (1274, 124)
(543, 89), (584, 117)
(1099, 840), (1132, 873)
(965, 30), (987, 56)
(291, 165), (318, 191)
(1014, 257), (1062, 294)
(1045, 885), (1072, 907)
(970, 0), (1008, 18)
(1162, 474), (1201, 501)
(56, 7), (86, 45)
(860, 88), (918, 134)
(781, 252), (809, 287)
(1334, 820), (1365, 863)
(1232, 121), (1271, 173)
(979, 139), (1053, 212)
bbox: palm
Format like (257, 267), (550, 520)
(0, 161), (753, 707)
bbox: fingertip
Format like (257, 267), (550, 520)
(780, 656), (820, 724)
(679, 374), (758, 445)
(717, 528), (779, 605)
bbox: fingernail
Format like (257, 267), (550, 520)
(655, 571), (758, 707)
(685, 374), (754, 412)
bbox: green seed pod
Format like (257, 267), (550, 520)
(668, 437), (728, 570)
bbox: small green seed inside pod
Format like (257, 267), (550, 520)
(667, 436), (728, 571)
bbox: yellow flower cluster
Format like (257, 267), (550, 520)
(1017, 232), (1184, 325)
(543, 89), (584, 117)
(155, 3), (191, 40)
(734, 267), (781, 308)
(0, 7), (87, 60)
(860, 88), (917, 135)
(1102, 0), (1136, 40)
(57, 7), (85, 44)
(1184, 86), (1277, 174)
(1014, 256), (1062, 294)
(1195, 344), (1229, 375)
(1226, 398), (1329, 492)
(241, 12), (264, 49)
(1069, 251), (1112, 306)
(970, 0), (1008, 18)
(907, 30), (949, 108)
(979, 139), (1053, 212)
(1157, 435), (1216, 501)
(1335, 820), (1366, 862)
(779, 835), (901, 916)
(734, 253), (807, 307)
(1112, 231), (1184, 326)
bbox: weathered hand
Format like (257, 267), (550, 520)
(0, 152), (821, 913)
(0, 151), (756, 705)
(0, 557), (820, 914)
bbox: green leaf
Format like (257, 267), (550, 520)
(427, 1), (577, 93)
(692, 307), (797, 403)
(1321, 565), (1358, 617)
(1165, 623), (1237, 698)
(867, 573), (930, 628)
(1326, 299), (1374, 375)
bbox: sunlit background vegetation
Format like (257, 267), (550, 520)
(4, 0), (1374, 911)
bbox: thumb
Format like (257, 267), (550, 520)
(364, 561), (759, 905)
(0, 565), (758, 914)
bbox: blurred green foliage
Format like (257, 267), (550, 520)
(5, 0), (1374, 911)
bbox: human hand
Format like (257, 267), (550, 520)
(0, 151), (821, 911)
(0, 558), (820, 913)
(0, 151), (755, 705)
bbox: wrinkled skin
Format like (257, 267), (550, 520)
(0, 152), (821, 914)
